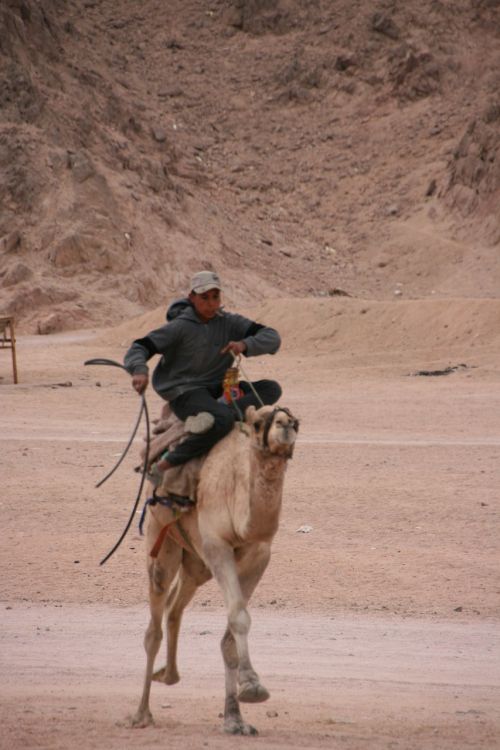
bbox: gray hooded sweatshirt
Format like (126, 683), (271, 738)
(124, 302), (280, 402)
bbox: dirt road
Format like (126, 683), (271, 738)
(2, 605), (499, 750)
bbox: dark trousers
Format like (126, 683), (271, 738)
(167, 379), (281, 466)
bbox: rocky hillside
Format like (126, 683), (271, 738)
(1, 0), (500, 332)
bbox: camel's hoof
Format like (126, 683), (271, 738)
(224, 718), (258, 736)
(128, 710), (154, 728)
(152, 665), (180, 685)
(238, 683), (270, 703)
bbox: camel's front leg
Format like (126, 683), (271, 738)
(131, 540), (182, 728)
(229, 542), (271, 705)
(203, 539), (270, 735)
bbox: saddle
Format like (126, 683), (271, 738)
(140, 402), (205, 502)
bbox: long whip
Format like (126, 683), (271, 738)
(84, 358), (150, 565)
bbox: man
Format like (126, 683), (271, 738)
(124, 270), (281, 478)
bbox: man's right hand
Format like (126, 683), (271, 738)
(132, 373), (149, 394)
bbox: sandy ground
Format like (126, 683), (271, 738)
(1, 322), (500, 749)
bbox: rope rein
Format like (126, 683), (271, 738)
(234, 353), (265, 408)
(225, 353), (265, 420)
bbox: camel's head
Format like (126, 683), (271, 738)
(245, 405), (299, 459)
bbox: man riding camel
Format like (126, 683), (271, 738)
(124, 270), (282, 482)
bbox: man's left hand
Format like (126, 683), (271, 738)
(221, 340), (246, 356)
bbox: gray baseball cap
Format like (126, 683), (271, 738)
(190, 271), (222, 294)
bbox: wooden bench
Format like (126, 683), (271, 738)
(0, 316), (18, 384)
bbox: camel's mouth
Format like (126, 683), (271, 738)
(275, 438), (296, 458)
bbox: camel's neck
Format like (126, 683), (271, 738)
(246, 450), (287, 539)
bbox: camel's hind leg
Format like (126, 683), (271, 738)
(131, 536), (182, 728)
(153, 556), (210, 685)
(207, 540), (271, 735)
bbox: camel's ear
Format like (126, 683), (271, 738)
(245, 405), (257, 425)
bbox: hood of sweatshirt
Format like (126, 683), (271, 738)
(166, 297), (192, 321)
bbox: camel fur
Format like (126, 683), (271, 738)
(132, 403), (299, 735)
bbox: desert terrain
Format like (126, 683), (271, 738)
(1, 300), (500, 749)
(1, 1), (500, 748)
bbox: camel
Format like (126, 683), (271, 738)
(131, 403), (299, 735)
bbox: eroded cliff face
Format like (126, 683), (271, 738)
(0, 0), (194, 332)
(1, 0), (500, 332)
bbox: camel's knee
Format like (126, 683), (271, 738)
(166, 606), (180, 624)
(228, 605), (251, 637)
(144, 619), (163, 653)
(148, 561), (168, 595)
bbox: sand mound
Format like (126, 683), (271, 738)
(95, 296), (500, 364)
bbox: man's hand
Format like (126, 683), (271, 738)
(221, 340), (247, 356)
(132, 373), (149, 394)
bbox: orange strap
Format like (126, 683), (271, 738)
(149, 520), (177, 558)
(149, 518), (194, 557)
